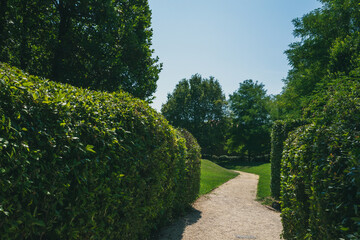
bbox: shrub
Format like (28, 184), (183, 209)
(175, 129), (201, 208)
(280, 74), (360, 239)
(0, 63), (201, 239)
(270, 120), (306, 199)
(202, 154), (246, 164)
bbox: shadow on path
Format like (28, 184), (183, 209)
(155, 207), (202, 240)
(154, 172), (282, 240)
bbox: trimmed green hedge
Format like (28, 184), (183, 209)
(270, 120), (306, 199)
(175, 129), (201, 208)
(0, 63), (201, 239)
(280, 75), (360, 239)
(202, 154), (243, 163)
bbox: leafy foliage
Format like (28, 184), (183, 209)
(0, 0), (161, 100)
(227, 79), (271, 160)
(270, 120), (306, 199)
(0, 63), (200, 239)
(255, 2), (360, 238)
(173, 128), (201, 213)
(279, 0), (360, 118)
(161, 74), (229, 155)
(280, 73), (360, 239)
(202, 154), (244, 164)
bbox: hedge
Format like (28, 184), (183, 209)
(270, 120), (306, 199)
(0, 63), (201, 239)
(280, 74), (360, 239)
(175, 129), (201, 212)
(202, 154), (243, 163)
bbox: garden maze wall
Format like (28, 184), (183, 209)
(0, 63), (201, 239)
(275, 75), (360, 239)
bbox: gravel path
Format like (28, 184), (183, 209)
(156, 171), (282, 240)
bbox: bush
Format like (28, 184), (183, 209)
(175, 129), (201, 207)
(270, 120), (306, 199)
(280, 74), (360, 239)
(202, 154), (243, 163)
(0, 63), (201, 239)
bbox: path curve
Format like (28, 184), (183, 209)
(157, 171), (282, 240)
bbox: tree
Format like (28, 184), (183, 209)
(280, 0), (360, 118)
(227, 80), (271, 160)
(0, 0), (161, 100)
(161, 74), (229, 155)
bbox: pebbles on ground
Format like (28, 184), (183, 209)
(157, 171), (282, 240)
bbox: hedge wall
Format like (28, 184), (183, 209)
(270, 120), (306, 199)
(175, 129), (201, 213)
(280, 75), (360, 239)
(0, 63), (201, 239)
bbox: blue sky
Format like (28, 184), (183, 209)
(148, 0), (322, 111)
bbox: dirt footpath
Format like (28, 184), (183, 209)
(156, 171), (282, 240)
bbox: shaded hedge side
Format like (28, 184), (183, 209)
(270, 120), (306, 199)
(280, 75), (360, 239)
(0, 63), (201, 239)
(175, 129), (201, 211)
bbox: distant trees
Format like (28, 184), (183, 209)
(162, 76), (273, 160)
(0, 0), (161, 100)
(226, 80), (271, 160)
(161, 74), (229, 155)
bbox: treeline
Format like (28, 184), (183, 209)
(0, 0), (161, 100)
(160, 0), (360, 163)
(161, 75), (272, 161)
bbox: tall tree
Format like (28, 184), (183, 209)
(0, 0), (161, 100)
(280, 0), (360, 117)
(227, 80), (271, 160)
(161, 74), (229, 155)
(0, 0), (54, 76)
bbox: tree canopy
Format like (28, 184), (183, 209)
(227, 79), (271, 160)
(161, 74), (229, 155)
(0, 0), (161, 100)
(278, 0), (360, 118)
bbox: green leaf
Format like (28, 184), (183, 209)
(32, 219), (46, 227)
(85, 145), (96, 153)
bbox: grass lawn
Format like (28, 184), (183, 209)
(215, 161), (272, 204)
(199, 159), (239, 196)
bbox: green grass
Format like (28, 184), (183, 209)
(215, 161), (272, 204)
(199, 159), (239, 196)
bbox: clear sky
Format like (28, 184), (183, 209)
(148, 0), (322, 111)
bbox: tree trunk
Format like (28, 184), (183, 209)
(52, 0), (72, 82)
